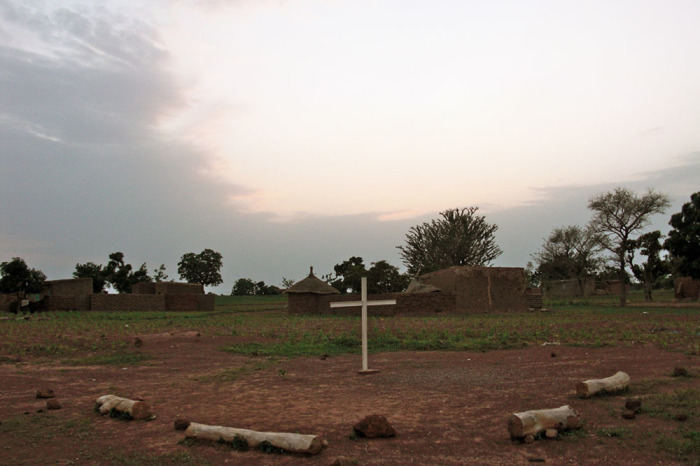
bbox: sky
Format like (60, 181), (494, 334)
(1, 0), (699, 293)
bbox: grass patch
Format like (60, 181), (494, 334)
(644, 388), (699, 419)
(656, 430), (700, 458)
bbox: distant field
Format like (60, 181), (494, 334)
(0, 290), (697, 363)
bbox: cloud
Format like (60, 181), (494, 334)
(0, 2), (250, 276)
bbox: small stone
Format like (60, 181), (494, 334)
(353, 414), (396, 438)
(545, 429), (558, 439)
(674, 413), (688, 422)
(523, 435), (535, 444)
(332, 456), (356, 466)
(36, 388), (55, 399)
(46, 399), (61, 410)
(672, 367), (688, 377)
(174, 419), (190, 430)
(622, 409), (636, 419)
(625, 398), (642, 413)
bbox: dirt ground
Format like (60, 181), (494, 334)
(1, 330), (698, 465)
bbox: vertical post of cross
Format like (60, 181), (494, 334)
(330, 277), (396, 373)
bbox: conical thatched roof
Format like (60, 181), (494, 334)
(405, 277), (441, 294)
(284, 267), (340, 295)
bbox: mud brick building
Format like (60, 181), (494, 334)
(286, 265), (537, 315)
(1, 279), (214, 312)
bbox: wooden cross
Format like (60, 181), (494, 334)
(330, 277), (396, 373)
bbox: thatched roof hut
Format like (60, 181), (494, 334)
(284, 267), (340, 295)
(285, 267), (339, 314)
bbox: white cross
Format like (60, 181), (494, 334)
(329, 277), (396, 373)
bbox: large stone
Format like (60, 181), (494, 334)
(46, 399), (61, 410)
(353, 414), (396, 438)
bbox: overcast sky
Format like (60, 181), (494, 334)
(1, 0), (699, 293)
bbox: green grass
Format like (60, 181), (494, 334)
(1, 290), (697, 363)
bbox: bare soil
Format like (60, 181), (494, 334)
(1, 330), (698, 465)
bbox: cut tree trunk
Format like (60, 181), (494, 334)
(184, 422), (325, 455)
(95, 394), (151, 420)
(508, 405), (581, 439)
(576, 371), (630, 398)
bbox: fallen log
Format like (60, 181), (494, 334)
(508, 405), (581, 439)
(576, 371), (630, 398)
(184, 421), (325, 455)
(95, 394), (151, 420)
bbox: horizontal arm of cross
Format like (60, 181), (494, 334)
(330, 299), (396, 309)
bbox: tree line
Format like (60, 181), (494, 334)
(2, 189), (698, 307)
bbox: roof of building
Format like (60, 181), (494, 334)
(283, 267), (340, 295)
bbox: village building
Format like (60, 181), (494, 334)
(0, 278), (214, 312)
(286, 265), (540, 315)
(283, 267), (340, 314)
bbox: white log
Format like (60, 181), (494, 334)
(184, 422), (324, 455)
(576, 371), (630, 398)
(95, 394), (151, 420)
(508, 405), (581, 438)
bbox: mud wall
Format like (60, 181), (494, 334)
(43, 278), (92, 311)
(165, 294), (215, 311)
(420, 267), (529, 312)
(288, 292), (457, 316)
(133, 282), (205, 295)
(91, 294), (214, 312)
(674, 277), (700, 300)
(91, 294), (166, 312)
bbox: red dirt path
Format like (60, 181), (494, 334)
(1, 331), (698, 465)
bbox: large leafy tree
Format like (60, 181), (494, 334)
(231, 278), (280, 295)
(73, 262), (107, 293)
(629, 231), (669, 301)
(326, 256), (367, 293)
(588, 187), (670, 306)
(325, 257), (409, 294)
(177, 249), (223, 288)
(232, 278), (257, 295)
(397, 207), (502, 275)
(531, 225), (603, 295)
(0, 257), (46, 297)
(664, 191), (700, 279)
(367, 260), (410, 293)
(104, 252), (151, 294)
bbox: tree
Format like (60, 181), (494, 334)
(152, 264), (169, 282)
(0, 257), (46, 298)
(232, 278), (256, 296)
(231, 278), (281, 296)
(177, 249), (223, 288)
(104, 252), (152, 294)
(281, 277), (296, 290)
(325, 256), (366, 293)
(325, 257), (410, 294)
(629, 231), (669, 301)
(74, 262), (107, 293)
(664, 192), (700, 279)
(588, 187), (670, 306)
(397, 207), (502, 275)
(367, 260), (410, 293)
(531, 225), (603, 295)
